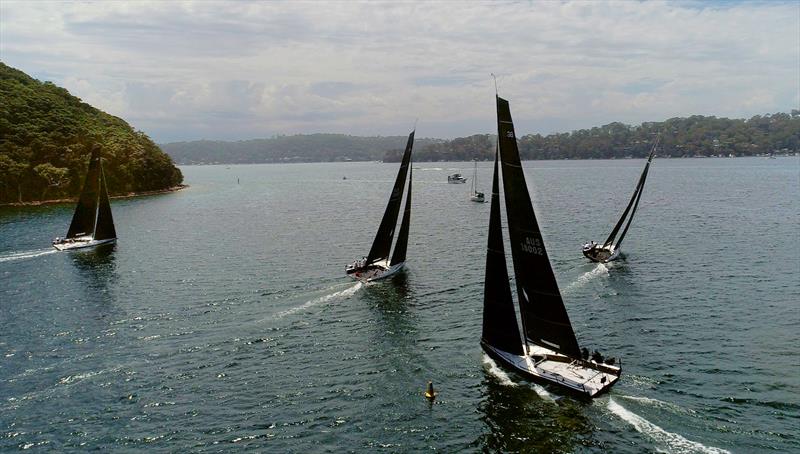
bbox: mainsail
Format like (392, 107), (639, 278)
(366, 131), (414, 264)
(390, 163), (412, 266)
(603, 136), (659, 248)
(66, 147), (101, 239)
(481, 149), (523, 355)
(496, 96), (581, 358)
(93, 163), (117, 241)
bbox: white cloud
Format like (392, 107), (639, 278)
(1, 0), (797, 142)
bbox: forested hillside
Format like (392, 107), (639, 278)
(161, 135), (443, 165)
(0, 63), (183, 204)
(383, 113), (800, 162)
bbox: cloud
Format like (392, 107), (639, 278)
(1, 0), (797, 142)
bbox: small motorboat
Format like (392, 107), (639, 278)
(448, 173), (467, 184)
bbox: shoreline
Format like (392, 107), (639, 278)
(0, 184), (188, 208)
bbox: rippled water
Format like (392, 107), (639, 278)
(1, 157), (798, 452)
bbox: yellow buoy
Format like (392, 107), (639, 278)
(424, 381), (437, 401)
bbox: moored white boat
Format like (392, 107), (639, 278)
(469, 161), (485, 202)
(448, 173), (467, 184)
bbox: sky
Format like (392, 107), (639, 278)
(1, 1), (798, 143)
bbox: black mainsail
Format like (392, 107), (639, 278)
(365, 131), (415, 265)
(390, 163), (412, 266)
(66, 147), (102, 239)
(602, 137), (659, 249)
(481, 149), (524, 355)
(93, 163), (116, 241)
(496, 96), (581, 358)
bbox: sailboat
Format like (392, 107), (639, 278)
(481, 96), (620, 398)
(469, 160), (485, 203)
(583, 136), (659, 263)
(346, 130), (414, 282)
(53, 146), (117, 251)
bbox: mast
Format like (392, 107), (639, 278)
(365, 130), (414, 264)
(389, 160), (412, 266)
(613, 137), (658, 249)
(496, 96), (581, 358)
(93, 160), (116, 241)
(471, 161), (477, 194)
(482, 148), (524, 355)
(66, 146), (101, 239)
(603, 136), (659, 248)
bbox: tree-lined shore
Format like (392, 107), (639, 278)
(0, 63), (184, 205)
(162, 113), (799, 165)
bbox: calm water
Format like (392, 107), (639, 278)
(1, 157), (798, 452)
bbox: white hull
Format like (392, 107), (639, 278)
(53, 237), (116, 251)
(470, 194), (485, 203)
(483, 342), (620, 398)
(347, 260), (405, 282)
(448, 180), (467, 184)
(582, 243), (620, 263)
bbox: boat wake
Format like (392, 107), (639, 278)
(607, 398), (730, 454)
(0, 248), (57, 263)
(482, 355), (556, 401)
(562, 263), (608, 294)
(620, 394), (697, 416)
(273, 282), (363, 320)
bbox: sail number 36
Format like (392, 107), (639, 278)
(521, 237), (544, 255)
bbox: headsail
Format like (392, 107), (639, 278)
(482, 148), (523, 355)
(496, 96), (581, 358)
(390, 162), (412, 266)
(66, 146), (101, 239)
(93, 162), (117, 241)
(366, 130), (414, 264)
(603, 136), (659, 248)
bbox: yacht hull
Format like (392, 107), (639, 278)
(582, 243), (620, 263)
(53, 237), (116, 251)
(481, 341), (620, 399)
(347, 260), (405, 283)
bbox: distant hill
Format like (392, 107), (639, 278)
(0, 62), (183, 204)
(163, 113), (798, 166)
(161, 135), (444, 165)
(383, 114), (800, 162)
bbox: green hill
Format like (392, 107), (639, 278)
(0, 62), (183, 204)
(383, 115), (799, 162)
(161, 135), (443, 165)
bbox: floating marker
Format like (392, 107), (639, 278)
(424, 381), (437, 401)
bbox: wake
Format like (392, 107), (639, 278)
(482, 354), (555, 401)
(608, 398), (730, 454)
(562, 263), (608, 294)
(272, 281), (363, 320)
(0, 248), (57, 263)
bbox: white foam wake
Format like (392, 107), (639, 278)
(273, 282), (362, 320)
(620, 394), (697, 415)
(0, 248), (57, 263)
(608, 399), (730, 454)
(562, 263), (608, 294)
(481, 355), (555, 401)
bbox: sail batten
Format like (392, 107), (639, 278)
(495, 96), (581, 359)
(366, 131), (414, 265)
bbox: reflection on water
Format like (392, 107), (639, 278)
(477, 369), (594, 453)
(70, 243), (118, 305)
